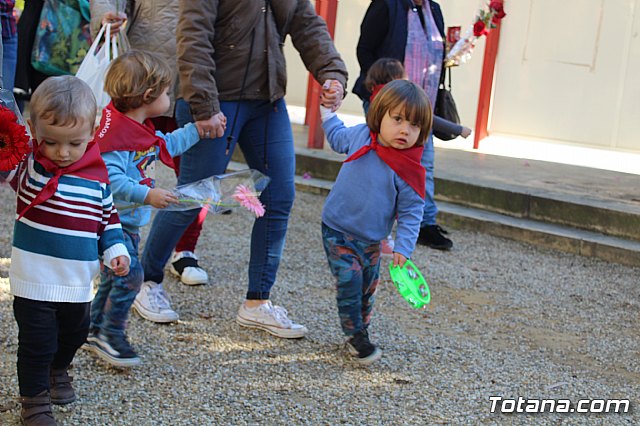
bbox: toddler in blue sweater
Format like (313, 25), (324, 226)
(320, 79), (432, 364)
(84, 50), (205, 367)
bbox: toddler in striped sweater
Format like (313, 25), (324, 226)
(3, 75), (130, 426)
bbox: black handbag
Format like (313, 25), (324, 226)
(433, 67), (460, 141)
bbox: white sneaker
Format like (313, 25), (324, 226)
(170, 251), (208, 286)
(133, 281), (179, 323)
(236, 301), (308, 339)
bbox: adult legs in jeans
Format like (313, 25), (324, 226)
(13, 297), (90, 396)
(418, 134), (453, 250)
(421, 135), (437, 226)
(2, 34), (18, 91)
(142, 98), (301, 334)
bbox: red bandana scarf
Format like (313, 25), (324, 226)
(19, 140), (109, 219)
(344, 131), (425, 199)
(96, 102), (175, 169)
(369, 84), (386, 103)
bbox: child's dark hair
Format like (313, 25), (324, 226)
(104, 50), (173, 113)
(364, 58), (405, 93)
(367, 79), (433, 146)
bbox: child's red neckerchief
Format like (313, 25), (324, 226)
(19, 140), (109, 219)
(96, 102), (175, 170)
(344, 131), (425, 199)
(369, 84), (386, 103)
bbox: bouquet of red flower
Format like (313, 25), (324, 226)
(0, 89), (31, 172)
(445, 0), (506, 67)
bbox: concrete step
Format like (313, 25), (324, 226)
(233, 147), (640, 243)
(292, 174), (640, 268)
(230, 134), (640, 266)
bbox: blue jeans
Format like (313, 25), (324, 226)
(2, 33), (18, 91)
(142, 98), (296, 300)
(91, 230), (144, 338)
(421, 134), (437, 226)
(321, 223), (381, 336)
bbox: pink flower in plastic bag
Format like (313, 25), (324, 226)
(232, 184), (266, 218)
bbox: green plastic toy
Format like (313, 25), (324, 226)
(389, 259), (431, 309)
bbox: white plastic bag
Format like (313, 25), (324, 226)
(75, 23), (120, 110)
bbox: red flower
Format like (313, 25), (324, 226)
(489, 0), (506, 19)
(0, 106), (31, 171)
(473, 20), (488, 37)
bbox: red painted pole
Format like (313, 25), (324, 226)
(305, 0), (338, 149)
(473, 21), (502, 150)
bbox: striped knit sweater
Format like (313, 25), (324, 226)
(5, 155), (129, 303)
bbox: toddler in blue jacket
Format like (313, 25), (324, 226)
(85, 50), (205, 367)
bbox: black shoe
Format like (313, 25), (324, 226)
(87, 333), (141, 367)
(346, 330), (382, 365)
(417, 225), (453, 250)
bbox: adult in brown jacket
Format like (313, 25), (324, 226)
(140, 0), (348, 338)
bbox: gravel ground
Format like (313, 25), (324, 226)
(0, 166), (639, 425)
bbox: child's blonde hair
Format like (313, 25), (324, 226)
(367, 79), (433, 146)
(104, 50), (173, 113)
(29, 76), (97, 128)
(364, 58), (405, 93)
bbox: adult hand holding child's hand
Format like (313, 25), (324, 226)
(195, 112), (227, 139)
(320, 80), (344, 112)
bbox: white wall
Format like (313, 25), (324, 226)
(284, 0), (640, 154)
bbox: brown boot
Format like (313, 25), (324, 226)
(49, 368), (76, 405)
(18, 390), (56, 426)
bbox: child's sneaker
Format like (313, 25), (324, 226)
(49, 367), (76, 405)
(346, 330), (382, 365)
(82, 327), (100, 350)
(87, 333), (141, 367)
(236, 301), (308, 339)
(133, 281), (179, 323)
(170, 251), (208, 286)
(380, 235), (394, 258)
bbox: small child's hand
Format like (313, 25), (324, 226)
(111, 255), (130, 276)
(320, 80), (344, 112)
(392, 252), (408, 268)
(145, 188), (179, 209)
(460, 126), (472, 138)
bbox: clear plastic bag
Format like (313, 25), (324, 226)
(117, 169), (271, 217)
